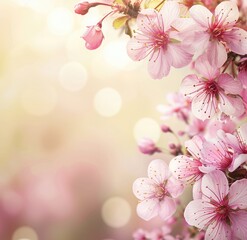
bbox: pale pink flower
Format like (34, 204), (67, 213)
(180, 56), (245, 120)
(184, 170), (247, 240)
(186, 1), (247, 67)
(133, 159), (184, 221)
(82, 23), (104, 50)
(133, 228), (148, 240)
(138, 138), (161, 155)
(157, 92), (191, 123)
(127, 2), (192, 79)
(216, 124), (247, 171)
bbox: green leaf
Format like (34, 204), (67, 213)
(113, 16), (129, 29)
(144, 0), (164, 10)
(125, 20), (132, 37)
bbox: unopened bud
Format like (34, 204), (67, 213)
(138, 138), (161, 155)
(74, 2), (95, 15)
(161, 124), (171, 133)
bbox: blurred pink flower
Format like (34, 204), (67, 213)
(127, 2), (192, 79)
(187, 1), (247, 67)
(180, 57), (245, 120)
(82, 23), (104, 50)
(133, 159), (184, 221)
(138, 138), (161, 155)
(184, 170), (247, 240)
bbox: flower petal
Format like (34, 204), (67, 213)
(229, 179), (247, 209)
(159, 1), (180, 31)
(148, 159), (170, 183)
(158, 197), (177, 220)
(215, 1), (239, 26)
(127, 38), (149, 61)
(201, 170), (229, 202)
(189, 5), (212, 29)
(133, 177), (155, 200)
(217, 73), (242, 95)
(148, 49), (171, 79)
(180, 74), (201, 98)
(166, 176), (184, 198)
(224, 28), (247, 55)
(137, 198), (159, 221)
(207, 41), (227, 68)
(205, 220), (232, 240)
(230, 210), (247, 240)
(229, 154), (247, 172)
(184, 199), (214, 229)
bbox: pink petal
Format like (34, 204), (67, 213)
(191, 91), (218, 120)
(205, 220), (232, 240)
(127, 38), (149, 61)
(201, 170), (229, 202)
(159, 1), (180, 31)
(192, 178), (202, 199)
(215, 1), (239, 25)
(184, 199), (214, 229)
(189, 5), (212, 29)
(137, 198), (159, 221)
(166, 176), (184, 198)
(219, 94), (245, 117)
(194, 55), (219, 80)
(229, 179), (247, 209)
(148, 159), (170, 183)
(207, 41), (227, 67)
(238, 70), (247, 87)
(230, 210), (247, 240)
(167, 44), (192, 68)
(185, 135), (204, 159)
(238, 123), (247, 143)
(224, 28), (247, 55)
(229, 154), (247, 172)
(136, 9), (159, 34)
(180, 74), (201, 98)
(148, 49), (171, 79)
(133, 177), (156, 200)
(158, 197), (177, 220)
(217, 73), (242, 95)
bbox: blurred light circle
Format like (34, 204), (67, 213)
(59, 62), (88, 91)
(47, 8), (74, 35)
(12, 226), (38, 240)
(134, 118), (161, 143)
(21, 84), (57, 116)
(102, 41), (132, 70)
(94, 88), (122, 117)
(101, 197), (131, 228)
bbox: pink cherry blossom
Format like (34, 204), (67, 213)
(138, 138), (161, 155)
(184, 170), (247, 240)
(133, 159), (184, 221)
(127, 2), (192, 79)
(180, 57), (245, 120)
(82, 23), (104, 50)
(186, 1), (247, 67)
(157, 92), (191, 123)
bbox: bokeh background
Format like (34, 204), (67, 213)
(0, 1), (188, 239)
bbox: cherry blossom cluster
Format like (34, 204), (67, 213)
(74, 0), (247, 239)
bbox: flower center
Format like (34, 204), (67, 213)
(155, 184), (167, 200)
(205, 80), (219, 95)
(153, 32), (169, 49)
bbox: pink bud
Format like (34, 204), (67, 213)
(161, 124), (171, 133)
(82, 23), (104, 50)
(138, 138), (161, 155)
(74, 2), (92, 15)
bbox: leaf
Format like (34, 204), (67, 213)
(113, 16), (129, 29)
(144, 0), (164, 10)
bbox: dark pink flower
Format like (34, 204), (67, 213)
(184, 170), (247, 240)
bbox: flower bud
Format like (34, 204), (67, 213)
(138, 138), (161, 155)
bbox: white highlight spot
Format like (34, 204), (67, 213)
(101, 197), (131, 228)
(94, 88), (122, 117)
(134, 118), (161, 143)
(47, 8), (74, 35)
(59, 62), (88, 91)
(12, 226), (38, 240)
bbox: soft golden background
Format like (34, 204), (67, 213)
(0, 1), (188, 239)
